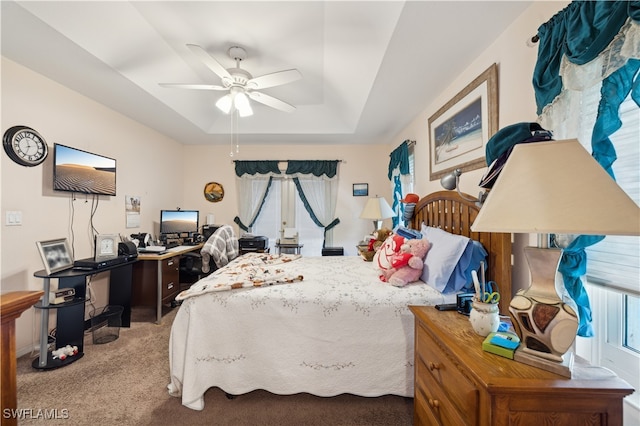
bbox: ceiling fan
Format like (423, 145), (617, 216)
(160, 44), (302, 117)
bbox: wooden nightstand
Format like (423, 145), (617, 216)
(410, 306), (634, 425)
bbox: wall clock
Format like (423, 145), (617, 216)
(3, 125), (49, 167)
(204, 182), (224, 202)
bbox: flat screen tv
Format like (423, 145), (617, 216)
(53, 143), (116, 196)
(160, 210), (199, 235)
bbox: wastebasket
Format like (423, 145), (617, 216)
(90, 305), (123, 344)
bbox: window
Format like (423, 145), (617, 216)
(251, 177), (324, 256)
(574, 90), (640, 415)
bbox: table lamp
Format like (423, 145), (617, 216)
(360, 196), (395, 232)
(471, 139), (639, 374)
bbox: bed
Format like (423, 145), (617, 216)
(168, 191), (512, 410)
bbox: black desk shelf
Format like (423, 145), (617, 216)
(33, 257), (136, 370)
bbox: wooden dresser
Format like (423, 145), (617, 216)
(410, 306), (634, 426)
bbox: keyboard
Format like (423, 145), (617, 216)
(138, 246), (166, 253)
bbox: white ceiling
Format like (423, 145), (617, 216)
(1, 1), (532, 146)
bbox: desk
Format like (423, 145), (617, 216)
(133, 244), (203, 323)
(276, 243), (303, 255)
(33, 258), (136, 369)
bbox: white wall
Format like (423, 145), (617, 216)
(1, 58), (186, 354)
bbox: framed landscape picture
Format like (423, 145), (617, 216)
(353, 183), (369, 197)
(428, 63), (498, 181)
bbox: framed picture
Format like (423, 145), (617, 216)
(428, 63), (499, 181)
(36, 238), (74, 275)
(95, 234), (119, 261)
(353, 183), (369, 197)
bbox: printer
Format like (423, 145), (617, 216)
(238, 235), (269, 252)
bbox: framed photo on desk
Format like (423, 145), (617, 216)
(36, 238), (73, 275)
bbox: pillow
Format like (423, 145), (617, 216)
(444, 240), (487, 294)
(419, 225), (486, 293)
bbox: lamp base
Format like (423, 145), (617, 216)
(514, 347), (574, 378)
(509, 247), (578, 363)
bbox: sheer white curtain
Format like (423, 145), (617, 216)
(292, 173), (339, 246)
(235, 174), (275, 233)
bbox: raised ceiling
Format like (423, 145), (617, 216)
(1, 1), (532, 145)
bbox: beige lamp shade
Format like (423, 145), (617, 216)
(360, 196), (395, 220)
(360, 196), (394, 232)
(471, 139), (640, 236)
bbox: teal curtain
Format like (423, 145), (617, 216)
(533, 1), (638, 115)
(286, 160), (338, 178)
(235, 160), (281, 177)
(388, 141), (410, 228)
(533, 0), (640, 337)
(235, 160), (340, 246)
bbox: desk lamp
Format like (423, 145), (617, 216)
(360, 196), (395, 232)
(471, 139), (639, 374)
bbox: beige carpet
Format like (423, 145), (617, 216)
(16, 307), (413, 425)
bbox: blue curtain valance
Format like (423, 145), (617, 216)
(387, 140), (410, 179)
(286, 160), (338, 178)
(235, 161), (281, 177)
(533, 0), (640, 114)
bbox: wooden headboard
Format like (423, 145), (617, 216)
(410, 191), (512, 314)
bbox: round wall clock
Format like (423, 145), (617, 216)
(3, 125), (49, 167)
(204, 182), (224, 202)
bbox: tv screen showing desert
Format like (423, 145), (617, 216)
(54, 145), (116, 196)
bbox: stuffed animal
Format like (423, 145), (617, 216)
(358, 227), (392, 262)
(380, 238), (431, 287)
(52, 345), (79, 360)
(373, 233), (405, 272)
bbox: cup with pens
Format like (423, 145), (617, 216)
(469, 263), (500, 336)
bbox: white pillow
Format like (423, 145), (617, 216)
(420, 225), (470, 292)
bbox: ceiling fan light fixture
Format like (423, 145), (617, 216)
(216, 94), (232, 114)
(234, 91), (253, 117)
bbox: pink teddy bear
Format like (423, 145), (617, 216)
(381, 238), (431, 287)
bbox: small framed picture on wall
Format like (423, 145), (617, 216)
(353, 183), (369, 197)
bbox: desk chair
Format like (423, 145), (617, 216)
(179, 252), (214, 290)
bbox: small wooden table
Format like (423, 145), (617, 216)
(275, 242), (303, 255)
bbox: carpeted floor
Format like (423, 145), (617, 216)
(15, 307), (413, 425)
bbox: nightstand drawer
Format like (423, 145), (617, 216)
(415, 359), (469, 425)
(416, 320), (478, 422)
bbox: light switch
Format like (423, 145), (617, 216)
(6, 211), (22, 226)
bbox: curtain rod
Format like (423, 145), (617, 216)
(232, 159), (343, 163)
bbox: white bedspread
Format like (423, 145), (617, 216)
(168, 255), (453, 410)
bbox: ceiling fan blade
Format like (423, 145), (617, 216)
(186, 44), (232, 80)
(247, 69), (302, 90)
(159, 83), (227, 91)
(248, 91), (296, 113)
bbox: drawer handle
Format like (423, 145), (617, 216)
(428, 362), (440, 371)
(167, 282), (174, 290)
(428, 399), (440, 410)
(167, 260), (174, 266)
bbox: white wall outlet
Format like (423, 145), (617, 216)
(6, 211), (23, 226)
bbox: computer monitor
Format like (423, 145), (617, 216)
(159, 210), (199, 236)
